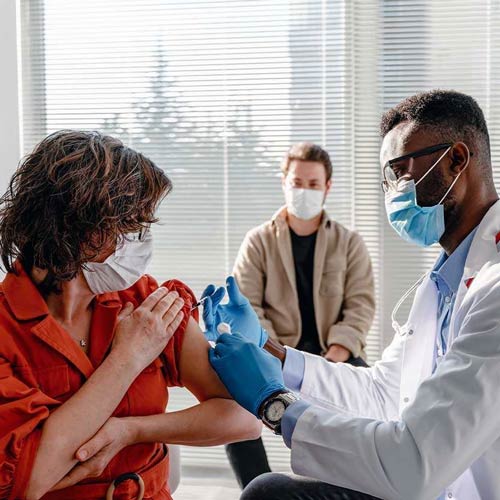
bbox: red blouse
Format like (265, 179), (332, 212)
(0, 262), (197, 500)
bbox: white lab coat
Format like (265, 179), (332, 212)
(288, 200), (500, 500)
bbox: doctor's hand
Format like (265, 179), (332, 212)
(51, 417), (135, 490)
(200, 283), (226, 342)
(209, 333), (285, 417)
(202, 276), (268, 347)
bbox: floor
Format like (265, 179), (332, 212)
(165, 391), (292, 500)
(174, 476), (241, 500)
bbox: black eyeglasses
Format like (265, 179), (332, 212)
(381, 143), (453, 193)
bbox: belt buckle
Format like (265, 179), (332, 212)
(106, 472), (145, 500)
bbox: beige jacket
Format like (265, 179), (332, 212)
(233, 207), (375, 358)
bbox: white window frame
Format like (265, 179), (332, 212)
(0, 0), (21, 195)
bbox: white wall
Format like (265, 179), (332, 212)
(0, 0), (21, 194)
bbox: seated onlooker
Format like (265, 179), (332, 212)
(235, 141), (375, 361)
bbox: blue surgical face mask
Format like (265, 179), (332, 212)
(384, 146), (469, 247)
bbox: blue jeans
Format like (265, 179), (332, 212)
(240, 473), (382, 500)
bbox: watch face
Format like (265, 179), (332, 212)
(266, 400), (286, 423)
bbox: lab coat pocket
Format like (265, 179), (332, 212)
(319, 269), (345, 296)
(33, 364), (71, 398)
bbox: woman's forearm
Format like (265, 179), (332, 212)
(26, 351), (142, 500)
(129, 398), (261, 447)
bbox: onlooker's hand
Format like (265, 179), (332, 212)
(202, 276), (268, 347)
(324, 344), (351, 363)
(112, 287), (185, 372)
(209, 333), (285, 417)
(51, 417), (135, 490)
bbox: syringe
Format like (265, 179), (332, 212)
(190, 293), (215, 312)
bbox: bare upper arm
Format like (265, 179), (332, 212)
(178, 317), (231, 402)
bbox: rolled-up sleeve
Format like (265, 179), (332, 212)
(121, 276), (198, 388)
(0, 357), (59, 500)
(160, 279), (198, 387)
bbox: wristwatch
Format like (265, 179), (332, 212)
(259, 391), (300, 435)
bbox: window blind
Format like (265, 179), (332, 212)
(19, 0), (500, 478)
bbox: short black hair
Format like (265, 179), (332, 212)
(380, 90), (491, 164)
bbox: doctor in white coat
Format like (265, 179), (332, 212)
(204, 90), (500, 500)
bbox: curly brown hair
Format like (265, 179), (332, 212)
(0, 130), (171, 292)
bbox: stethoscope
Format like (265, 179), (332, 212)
(389, 273), (429, 404)
(391, 272), (428, 336)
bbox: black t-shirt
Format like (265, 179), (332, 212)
(289, 227), (322, 355)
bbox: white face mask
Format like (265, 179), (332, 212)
(284, 185), (325, 220)
(82, 230), (153, 295)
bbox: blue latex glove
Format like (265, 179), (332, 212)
(201, 276), (268, 347)
(200, 284), (226, 342)
(209, 333), (286, 417)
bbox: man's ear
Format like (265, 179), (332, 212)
(325, 179), (332, 196)
(450, 142), (472, 175)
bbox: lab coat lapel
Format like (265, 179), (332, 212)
(400, 201), (500, 410)
(450, 200), (500, 340)
(399, 275), (438, 411)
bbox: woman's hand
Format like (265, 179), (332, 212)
(112, 287), (185, 373)
(51, 417), (136, 490)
